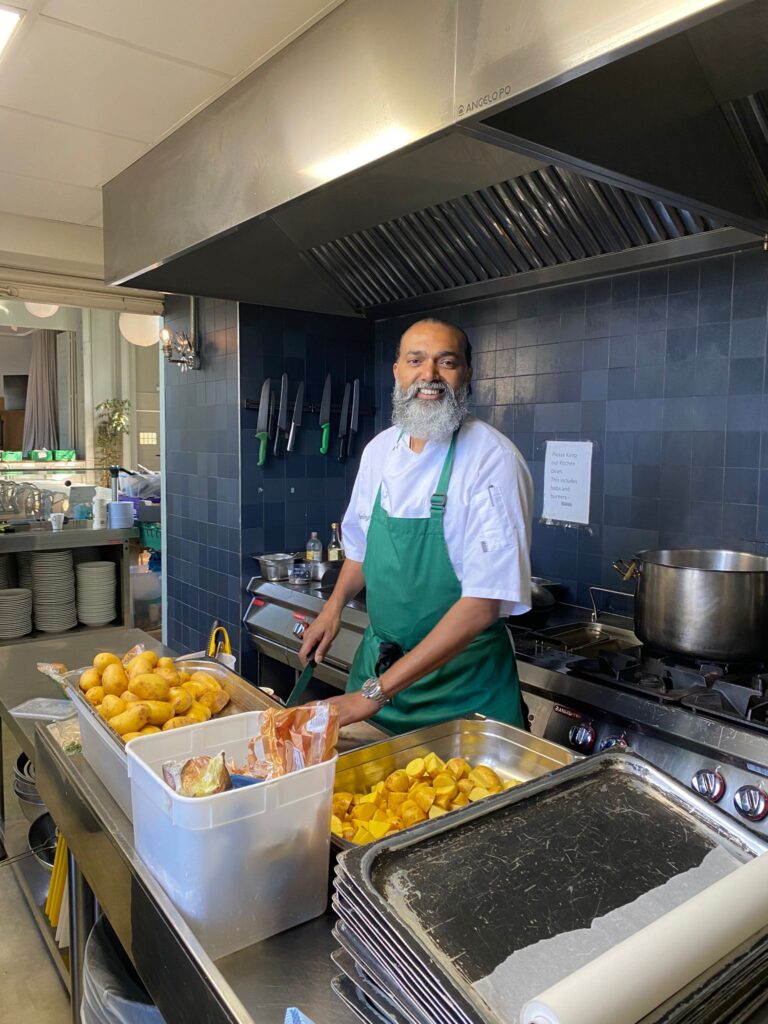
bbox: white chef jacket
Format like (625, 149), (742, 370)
(341, 417), (533, 616)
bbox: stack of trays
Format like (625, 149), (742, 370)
(0, 553), (9, 589)
(332, 754), (768, 1024)
(76, 560), (116, 626)
(0, 589), (32, 640)
(31, 550), (77, 633)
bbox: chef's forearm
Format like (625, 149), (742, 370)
(325, 558), (365, 615)
(378, 597), (501, 698)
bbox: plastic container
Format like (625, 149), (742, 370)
(138, 523), (161, 551)
(82, 917), (165, 1024)
(77, 692), (134, 818)
(126, 712), (337, 959)
(1, 451), (23, 462)
(26, 448), (53, 461)
(53, 449), (76, 461)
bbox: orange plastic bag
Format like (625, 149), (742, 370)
(231, 703), (339, 780)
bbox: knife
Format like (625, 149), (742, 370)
(319, 374), (332, 455)
(337, 383), (351, 463)
(287, 381), (304, 453)
(347, 379), (360, 459)
(274, 373), (289, 457)
(255, 378), (271, 467)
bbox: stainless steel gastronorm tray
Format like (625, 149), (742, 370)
(334, 752), (768, 1024)
(537, 620), (639, 655)
(332, 717), (579, 852)
(63, 657), (277, 758)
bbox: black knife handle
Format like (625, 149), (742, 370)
(337, 434), (347, 463)
(347, 432), (355, 459)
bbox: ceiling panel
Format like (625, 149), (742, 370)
(40, 0), (345, 76)
(0, 17), (227, 141)
(0, 108), (147, 188)
(0, 170), (101, 223)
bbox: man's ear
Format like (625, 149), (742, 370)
(393, 362), (398, 381)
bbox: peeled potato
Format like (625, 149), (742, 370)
(93, 652), (121, 673)
(129, 673), (170, 701)
(109, 703), (149, 736)
(85, 686), (105, 707)
(168, 686), (193, 714)
(79, 667), (101, 692)
(101, 662), (128, 696)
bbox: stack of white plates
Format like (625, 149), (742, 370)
(30, 551), (77, 633)
(16, 551), (32, 590)
(76, 561), (117, 626)
(108, 501), (134, 529)
(0, 588), (32, 639)
(0, 554), (9, 589)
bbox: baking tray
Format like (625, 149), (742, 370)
(334, 752), (768, 1024)
(332, 949), (412, 1024)
(64, 657), (277, 760)
(333, 717), (578, 851)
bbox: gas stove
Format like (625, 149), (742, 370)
(244, 577), (768, 836)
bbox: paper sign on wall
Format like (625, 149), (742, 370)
(542, 441), (593, 525)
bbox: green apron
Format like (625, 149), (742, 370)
(347, 429), (524, 734)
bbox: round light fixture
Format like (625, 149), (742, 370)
(24, 302), (60, 318)
(118, 312), (160, 347)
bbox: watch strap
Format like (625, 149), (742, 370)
(361, 676), (389, 709)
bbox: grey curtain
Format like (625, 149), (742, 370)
(22, 330), (60, 452)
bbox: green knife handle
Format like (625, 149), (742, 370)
(320, 422), (330, 454)
(256, 431), (268, 466)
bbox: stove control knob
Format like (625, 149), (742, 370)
(292, 621), (306, 639)
(691, 769), (726, 803)
(569, 723), (596, 752)
(734, 785), (768, 822)
(600, 735), (628, 752)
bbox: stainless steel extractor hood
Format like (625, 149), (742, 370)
(103, 0), (768, 317)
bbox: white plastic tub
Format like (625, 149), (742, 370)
(77, 696), (133, 818)
(126, 712), (337, 959)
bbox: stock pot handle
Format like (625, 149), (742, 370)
(613, 559), (640, 581)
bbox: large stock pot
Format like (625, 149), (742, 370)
(614, 549), (768, 663)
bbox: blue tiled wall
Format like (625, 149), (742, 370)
(238, 304), (376, 675)
(375, 250), (768, 607)
(164, 294), (242, 655)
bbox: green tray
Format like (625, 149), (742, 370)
(26, 449), (53, 461)
(139, 522), (162, 551)
(53, 449), (76, 461)
(1, 451), (23, 462)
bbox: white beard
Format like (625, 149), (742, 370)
(391, 380), (470, 442)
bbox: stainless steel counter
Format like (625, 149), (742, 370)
(0, 627), (356, 1024)
(0, 522), (138, 554)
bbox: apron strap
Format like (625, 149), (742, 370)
(430, 431), (458, 520)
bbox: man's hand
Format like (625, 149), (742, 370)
(298, 606), (341, 666)
(323, 690), (380, 727)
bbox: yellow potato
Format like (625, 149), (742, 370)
(352, 803), (376, 822)
(128, 673), (170, 701)
(330, 815), (344, 837)
(181, 680), (208, 700)
(400, 801), (427, 828)
(384, 770), (410, 793)
(120, 690), (142, 704)
(424, 752), (445, 777)
(157, 656), (176, 671)
(122, 732), (143, 743)
(168, 686), (193, 714)
(100, 694), (126, 720)
(198, 688), (230, 715)
(178, 670), (191, 683)
(85, 686), (105, 707)
(79, 667), (102, 691)
(127, 655), (154, 678)
(190, 671), (220, 692)
(410, 785), (435, 814)
(468, 765), (502, 791)
(93, 652), (121, 673)
(109, 704), (149, 736)
(140, 725), (161, 735)
(405, 757), (425, 779)
(445, 757), (472, 781)
(187, 700), (212, 723)
(451, 793), (470, 809)
(101, 662), (128, 696)
(140, 700), (174, 726)
(503, 779), (520, 790)
(433, 773), (459, 801)
(457, 778), (474, 796)
(468, 786), (490, 802)
(155, 666), (180, 687)
(161, 714), (199, 731)
(141, 650), (159, 668)
(428, 805), (448, 818)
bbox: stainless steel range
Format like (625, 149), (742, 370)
(244, 577), (768, 836)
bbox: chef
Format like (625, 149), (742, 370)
(298, 318), (533, 732)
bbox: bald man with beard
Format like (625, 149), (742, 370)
(299, 318), (533, 732)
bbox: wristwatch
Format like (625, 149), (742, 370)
(361, 676), (390, 710)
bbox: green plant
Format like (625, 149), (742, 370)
(95, 399), (131, 485)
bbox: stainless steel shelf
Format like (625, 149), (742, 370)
(0, 621), (122, 650)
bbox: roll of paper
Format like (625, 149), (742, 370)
(522, 852), (768, 1024)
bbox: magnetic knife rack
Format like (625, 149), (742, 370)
(242, 398), (376, 416)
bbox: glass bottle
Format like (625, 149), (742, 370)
(305, 531), (322, 561)
(328, 522), (344, 561)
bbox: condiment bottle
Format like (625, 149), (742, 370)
(305, 531), (322, 561)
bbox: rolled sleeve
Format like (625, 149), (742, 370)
(460, 451), (533, 616)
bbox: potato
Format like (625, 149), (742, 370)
(198, 688), (230, 715)
(445, 757), (472, 781)
(468, 786), (490, 802)
(141, 650), (159, 668)
(162, 714), (199, 731)
(79, 667), (102, 691)
(157, 656), (175, 671)
(85, 686), (105, 707)
(187, 700), (212, 723)
(181, 680), (208, 700)
(178, 670), (191, 683)
(140, 700), (175, 726)
(109, 704), (149, 736)
(93, 652), (121, 673)
(468, 765), (501, 791)
(155, 666), (180, 687)
(384, 770), (410, 793)
(129, 673), (170, 701)
(140, 725), (161, 735)
(120, 689), (142, 704)
(405, 757), (426, 779)
(126, 655), (154, 678)
(400, 800), (427, 828)
(190, 671), (220, 692)
(101, 662), (128, 696)
(411, 785), (435, 814)
(100, 694), (126, 720)
(168, 686), (193, 714)
(433, 773), (458, 801)
(122, 732), (143, 743)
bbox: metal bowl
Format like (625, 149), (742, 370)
(256, 553), (296, 580)
(28, 812), (57, 871)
